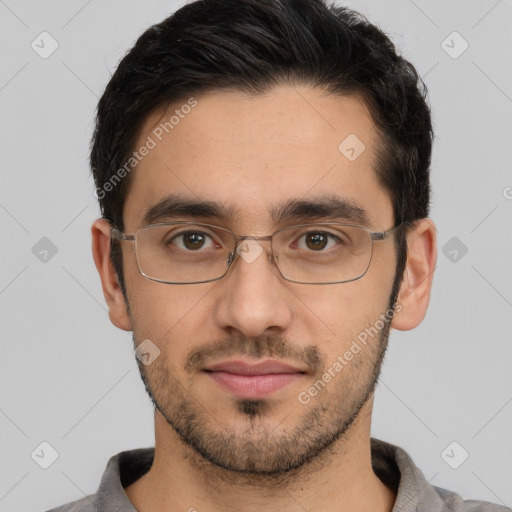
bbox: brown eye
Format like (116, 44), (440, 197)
(183, 232), (207, 250)
(295, 231), (340, 251)
(169, 231), (214, 251)
(305, 233), (328, 250)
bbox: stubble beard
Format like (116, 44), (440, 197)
(133, 314), (393, 484)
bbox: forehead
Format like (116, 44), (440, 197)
(123, 85), (393, 230)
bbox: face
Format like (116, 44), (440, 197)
(120, 85), (400, 475)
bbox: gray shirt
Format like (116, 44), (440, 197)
(47, 438), (510, 512)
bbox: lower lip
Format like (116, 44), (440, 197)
(206, 371), (303, 399)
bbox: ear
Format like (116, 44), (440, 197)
(392, 218), (437, 331)
(91, 218), (132, 331)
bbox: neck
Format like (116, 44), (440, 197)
(125, 399), (396, 512)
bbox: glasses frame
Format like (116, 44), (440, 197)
(110, 220), (406, 285)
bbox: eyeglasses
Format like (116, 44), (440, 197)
(110, 221), (404, 285)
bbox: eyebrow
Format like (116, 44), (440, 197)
(142, 194), (237, 226)
(141, 193), (373, 228)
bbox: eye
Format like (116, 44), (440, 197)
(294, 231), (342, 251)
(168, 231), (216, 251)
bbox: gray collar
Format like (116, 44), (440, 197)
(50, 437), (510, 512)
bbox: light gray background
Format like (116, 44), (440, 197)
(1, 0), (511, 510)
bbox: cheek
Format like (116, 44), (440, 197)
(127, 280), (218, 350)
(295, 277), (392, 354)
(302, 277), (388, 319)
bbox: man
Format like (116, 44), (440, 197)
(49, 0), (508, 510)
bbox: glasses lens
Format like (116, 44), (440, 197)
(133, 223), (373, 284)
(135, 223), (234, 283)
(273, 224), (373, 283)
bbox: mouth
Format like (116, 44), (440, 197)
(203, 359), (307, 399)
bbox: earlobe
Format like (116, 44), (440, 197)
(91, 218), (132, 332)
(391, 218), (437, 331)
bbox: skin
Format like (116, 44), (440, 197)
(92, 85), (437, 512)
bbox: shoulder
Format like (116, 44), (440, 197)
(45, 495), (95, 512)
(432, 485), (511, 512)
(370, 437), (510, 512)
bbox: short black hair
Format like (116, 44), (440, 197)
(90, 0), (433, 303)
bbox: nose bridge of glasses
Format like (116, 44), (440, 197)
(228, 235), (276, 267)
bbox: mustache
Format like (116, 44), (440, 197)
(185, 334), (325, 374)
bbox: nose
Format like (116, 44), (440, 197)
(214, 239), (293, 338)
